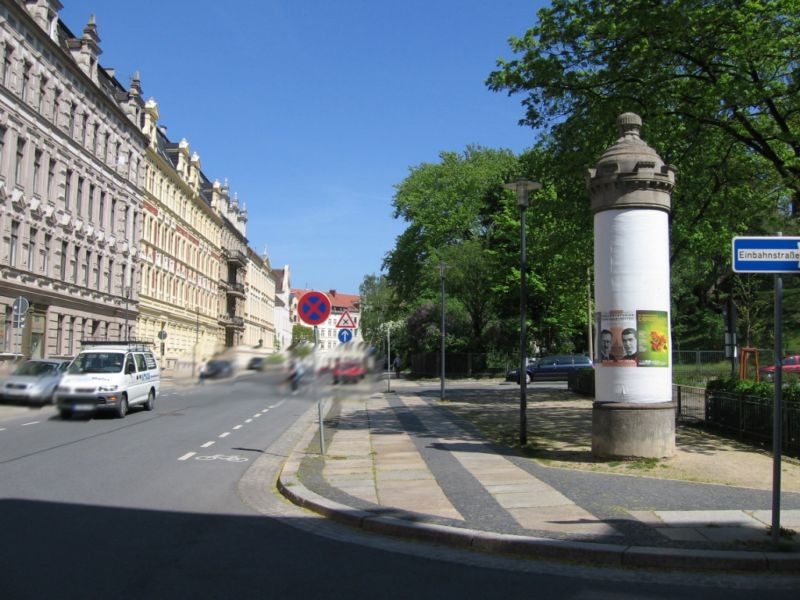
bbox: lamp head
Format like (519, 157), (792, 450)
(503, 178), (542, 208)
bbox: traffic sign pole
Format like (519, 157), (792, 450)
(732, 235), (789, 547)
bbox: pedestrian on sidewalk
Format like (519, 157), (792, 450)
(198, 358), (207, 385)
(393, 355), (401, 379)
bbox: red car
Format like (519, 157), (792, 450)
(333, 360), (365, 384)
(759, 355), (800, 381)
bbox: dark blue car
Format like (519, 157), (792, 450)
(512, 355), (593, 383)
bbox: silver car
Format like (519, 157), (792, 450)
(0, 359), (72, 406)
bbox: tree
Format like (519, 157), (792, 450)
(291, 324), (314, 348)
(488, 0), (800, 210)
(488, 0), (800, 348)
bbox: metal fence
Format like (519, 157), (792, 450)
(674, 384), (800, 456)
(409, 353), (507, 378)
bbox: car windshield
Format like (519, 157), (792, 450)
(68, 352), (125, 374)
(12, 361), (58, 376)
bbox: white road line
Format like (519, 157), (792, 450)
(178, 452), (196, 461)
(201, 441), (215, 448)
(22, 421), (40, 426)
(245, 418), (253, 423)
(0, 427), (6, 431)
(219, 432), (230, 438)
(271, 400), (286, 409)
(253, 414), (261, 418)
(233, 425), (243, 430)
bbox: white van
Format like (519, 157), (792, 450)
(55, 342), (160, 419)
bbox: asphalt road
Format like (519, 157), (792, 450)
(0, 371), (796, 599)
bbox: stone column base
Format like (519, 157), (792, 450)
(592, 401), (676, 459)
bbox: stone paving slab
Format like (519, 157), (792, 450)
(396, 393), (620, 538)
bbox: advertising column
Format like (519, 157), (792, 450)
(588, 113), (677, 458)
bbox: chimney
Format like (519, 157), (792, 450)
(329, 289), (336, 297)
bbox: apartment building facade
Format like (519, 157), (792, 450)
(0, 1), (146, 359)
(0, 2), (281, 370)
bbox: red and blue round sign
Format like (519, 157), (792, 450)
(298, 291), (331, 326)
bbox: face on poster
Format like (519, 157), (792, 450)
(595, 310), (669, 367)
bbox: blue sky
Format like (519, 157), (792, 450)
(60, 1), (547, 295)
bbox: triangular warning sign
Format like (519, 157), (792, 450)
(336, 309), (356, 328)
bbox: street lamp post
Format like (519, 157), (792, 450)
(503, 178), (542, 447)
(191, 306), (200, 379)
(123, 286), (130, 342)
(440, 262), (447, 400)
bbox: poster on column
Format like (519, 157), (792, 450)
(595, 310), (637, 366)
(635, 310), (669, 367)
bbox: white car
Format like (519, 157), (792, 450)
(54, 342), (160, 419)
(0, 359), (71, 406)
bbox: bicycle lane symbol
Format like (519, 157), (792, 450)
(194, 454), (249, 463)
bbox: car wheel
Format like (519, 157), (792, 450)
(116, 394), (128, 419)
(144, 389), (155, 411)
(525, 373), (532, 384)
(59, 408), (71, 420)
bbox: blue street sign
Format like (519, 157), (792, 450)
(338, 328), (353, 344)
(732, 237), (800, 273)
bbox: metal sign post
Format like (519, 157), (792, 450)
(314, 325), (324, 455)
(732, 235), (792, 546)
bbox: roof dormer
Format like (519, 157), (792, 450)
(24, 0), (62, 42)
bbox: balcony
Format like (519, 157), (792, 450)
(222, 248), (247, 268)
(227, 281), (245, 298)
(218, 313), (245, 330)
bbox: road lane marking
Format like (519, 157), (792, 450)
(245, 418), (253, 423)
(219, 432), (230, 438)
(178, 452), (196, 461)
(253, 414), (261, 418)
(201, 441), (215, 448)
(233, 425), (243, 430)
(194, 454), (248, 463)
(22, 421), (40, 426)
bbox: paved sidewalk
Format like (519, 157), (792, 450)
(278, 379), (800, 573)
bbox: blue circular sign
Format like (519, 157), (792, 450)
(298, 291), (331, 326)
(338, 329), (353, 344)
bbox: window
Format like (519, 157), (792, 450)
(43, 233), (51, 274)
(56, 315), (63, 356)
(0, 125), (6, 172)
(107, 259), (114, 293)
(2, 45), (12, 88)
(97, 130), (105, 160)
(98, 192), (105, 227)
(9, 220), (19, 267)
(76, 177), (84, 215)
(47, 158), (57, 201)
(27, 227), (36, 271)
(88, 184), (95, 219)
(59, 241), (67, 280)
(32, 149), (42, 194)
(91, 123), (98, 154)
(84, 251), (91, 287)
(66, 317), (74, 357)
(14, 137), (25, 185)
(71, 245), (78, 283)
(20, 61), (31, 103)
(52, 89), (60, 123)
(110, 198), (117, 233)
(68, 103), (76, 137)
(64, 169), (72, 210)
(38, 76), (47, 113)
(94, 254), (100, 288)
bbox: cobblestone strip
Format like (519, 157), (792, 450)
(398, 394), (621, 538)
(322, 397), (378, 504)
(322, 395), (462, 520)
